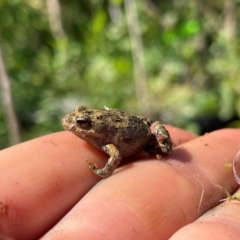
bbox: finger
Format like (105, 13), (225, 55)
(0, 232), (15, 240)
(164, 125), (197, 146)
(170, 188), (240, 239)
(41, 129), (240, 240)
(0, 132), (107, 240)
(0, 126), (195, 239)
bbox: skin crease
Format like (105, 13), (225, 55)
(0, 127), (240, 239)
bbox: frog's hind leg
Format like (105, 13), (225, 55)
(153, 121), (172, 154)
(145, 122), (172, 157)
(86, 144), (121, 178)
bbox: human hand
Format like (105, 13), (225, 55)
(0, 126), (240, 239)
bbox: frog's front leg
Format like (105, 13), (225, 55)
(153, 121), (172, 154)
(86, 144), (122, 178)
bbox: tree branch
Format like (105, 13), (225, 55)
(0, 47), (21, 145)
(124, 0), (149, 115)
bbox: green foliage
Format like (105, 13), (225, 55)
(0, 0), (240, 148)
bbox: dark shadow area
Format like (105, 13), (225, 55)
(193, 115), (240, 135)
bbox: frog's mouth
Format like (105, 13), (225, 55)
(61, 114), (76, 131)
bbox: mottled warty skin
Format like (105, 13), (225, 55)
(62, 105), (172, 177)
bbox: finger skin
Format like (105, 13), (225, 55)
(0, 132), (107, 240)
(41, 129), (240, 240)
(0, 126), (192, 239)
(170, 190), (240, 240)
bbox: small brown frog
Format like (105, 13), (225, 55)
(61, 106), (172, 178)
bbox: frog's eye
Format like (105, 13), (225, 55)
(76, 117), (92, 130)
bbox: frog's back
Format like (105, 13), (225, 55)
(99, 110), (152, 157)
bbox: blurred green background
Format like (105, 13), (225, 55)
(0, 0), (240, 149)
